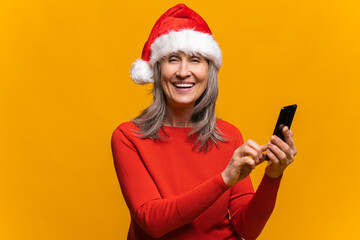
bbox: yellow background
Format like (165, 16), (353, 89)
(1, 0), (359, 239)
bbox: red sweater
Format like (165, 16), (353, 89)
(111, 120), (281, 240)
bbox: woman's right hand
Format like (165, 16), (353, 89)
(222, 140), (267, 187)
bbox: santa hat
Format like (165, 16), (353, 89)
(130, 3), (222, 84)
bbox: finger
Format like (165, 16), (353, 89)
(242, 141), (261, 162)
(243, 156), (256, 169)
(246, 139), (263, 153)
(289, 129), (296, 154)
(257, 154), (267, 165)
(268, 141), (287, 165)
(237, 144), (260, 163)
(258, 145), (268, 160)
(270, 135), (293, 160)
(255, 144), (268, 161)
(266, 149), (280, 165)
(282, 127), (295, 149)
(245, 140), (265, 160)
(260, 144), (268, 152)
(261, 150), (268, 160)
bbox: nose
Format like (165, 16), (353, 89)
(176, 61), (191, 79)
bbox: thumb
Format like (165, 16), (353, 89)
(257, 145), (268, 163)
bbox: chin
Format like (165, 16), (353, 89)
(170, 98), (196, 107)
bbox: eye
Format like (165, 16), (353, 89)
(168, 55), (180, 63)
(190, 57), (201, 63)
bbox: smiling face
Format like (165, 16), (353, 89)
(160, 52), (209, 110)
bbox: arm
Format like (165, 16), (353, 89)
(111, 128), (229, 238)
(229, 174), (281, 240)
(223, 126), (297, 239)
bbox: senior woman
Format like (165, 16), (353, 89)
(111, 4), (297, 240)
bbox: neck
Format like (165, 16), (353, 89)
(165, 104), (193, 128)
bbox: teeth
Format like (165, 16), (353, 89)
(173, 83), (194, 88)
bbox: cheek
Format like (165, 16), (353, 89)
(160, 78), (170, 96)
(198, 73), (209, 95)
(161, 71), (170, 82)
(160, 70), (172, 92)
(160, 63), (176, 81)
(194, 78), (208, 98)
(195, 65), (209, 82)
(197, 71), (209, 87)
(199, 80), (208, 94)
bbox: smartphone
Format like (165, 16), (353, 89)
(265, 104), (297, 160)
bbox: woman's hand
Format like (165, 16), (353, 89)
(265, 126), (297, 178)
(222, 140), (267, 187)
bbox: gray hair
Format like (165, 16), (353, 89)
(132, 59), (226, 151)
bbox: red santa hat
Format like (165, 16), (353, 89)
(130, 3), (222, 84)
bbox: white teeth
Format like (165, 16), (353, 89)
(173, 83), (194, 88)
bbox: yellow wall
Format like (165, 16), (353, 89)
(1, 0), (359, 239)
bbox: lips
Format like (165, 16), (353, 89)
(172, 82), (195, 89)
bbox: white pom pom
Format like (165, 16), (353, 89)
(130, 59), (154, 85)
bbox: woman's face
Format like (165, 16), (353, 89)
(160, 52), (209, 110)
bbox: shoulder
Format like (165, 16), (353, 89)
(216, 119), (244, 146)
(112, 121), (140, 134)
(114, 121), (138, 132)
(111, 121), (149, 153)
(216, 119), (241, 135)
(112, 121), (139, 142)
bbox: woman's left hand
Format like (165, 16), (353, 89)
(265, 126), (297, 178)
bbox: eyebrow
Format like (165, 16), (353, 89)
(168, 52), (203, 58)
(168, 52), (181, 57)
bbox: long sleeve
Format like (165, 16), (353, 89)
(229, 174), (281, 240)
(111, 127), (229, 238)
(226, 124), (282, 240)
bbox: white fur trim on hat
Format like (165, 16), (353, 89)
(130, 29), (222, 84)
(130, 59), (154, 84)
(150, 29), (222, 69)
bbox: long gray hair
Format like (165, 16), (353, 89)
(132, 58), (226, 151)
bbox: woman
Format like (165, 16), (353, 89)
(111, 4), (297, 240)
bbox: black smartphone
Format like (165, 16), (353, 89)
(265, 104), (297, 160)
